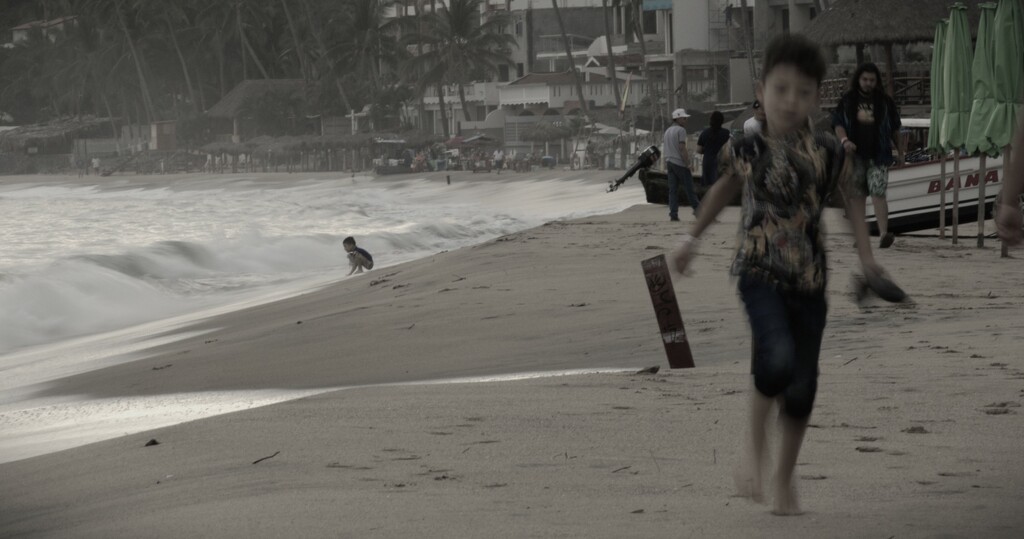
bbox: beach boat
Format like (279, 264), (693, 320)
(866, 118), (1003, 234)
(636, 118), (1011, 235)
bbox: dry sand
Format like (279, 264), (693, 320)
(2, 196), (1023, 538)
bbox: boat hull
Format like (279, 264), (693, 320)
(867, 155), (1003, 234)
(639, 155), (1005, 235)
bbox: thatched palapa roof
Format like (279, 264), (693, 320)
(205, 79), (310, 119)
(805, 0), (988, 46)
(0, 117), (110, 153)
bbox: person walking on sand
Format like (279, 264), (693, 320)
(697, 110), (732, 189)
(343, 236), (374, 275)
(670, 34), (902, 516)
(663, 108), (699, 221)
(996, 104), (1024, 247)
(832, 63), (904, 249)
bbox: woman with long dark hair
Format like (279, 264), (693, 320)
(832, 62), (904, 248)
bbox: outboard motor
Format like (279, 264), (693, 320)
(607, 145), (661, 192)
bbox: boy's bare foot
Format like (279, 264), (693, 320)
(771, 481), (803, 516)
(733, 438), (769, 503)
(733, 465), (765, 503)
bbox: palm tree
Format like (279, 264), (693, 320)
(299, 0), (353, 112)
(109, 0), (157, 122)
(321, 0), (410, 127)
(406, 0), (516, 125)
(551, 0), (588, 116)
(601, 0), (622, 115)
(279, 0), (312, 82)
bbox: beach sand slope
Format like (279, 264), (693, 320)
(2, 203), (1023, 537)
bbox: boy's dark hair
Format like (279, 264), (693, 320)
(343, 236), (356, 245)
(848, 62), (884, 93)
(709, 111), (724, 129)
(760, 33), (827, 86)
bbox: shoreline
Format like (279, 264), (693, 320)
(2, 194), (1023, 536)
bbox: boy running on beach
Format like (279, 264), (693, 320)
(670, 34), (900, 515)
(343, 236), (374, 275)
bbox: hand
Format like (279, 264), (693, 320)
(996, 201), (1023, 247)
(841, 138), (856, 153)
(860, 261), (908, 303)
(861, 259), (886, 281)
(670, 234), (700, 276)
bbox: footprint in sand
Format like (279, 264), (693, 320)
(981, 402), (1020, 415)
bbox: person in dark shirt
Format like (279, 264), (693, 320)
(697, 111), (732, 188)
(343, 236), (374, 275)
(832, 63), (904, 248)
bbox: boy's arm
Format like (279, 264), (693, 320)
(837, 157), (883, 274)
(692, 171), (741, 237)
(670, 167), (742, 275)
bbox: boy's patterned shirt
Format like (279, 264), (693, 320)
(718, 128), (845, 294)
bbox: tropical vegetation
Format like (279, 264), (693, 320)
(0, 0), (516, 143)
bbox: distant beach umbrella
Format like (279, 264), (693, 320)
(927, 20), (948, 154)
(988, 0), (1024, 150)
(941, 3), (973, 150)
(964, 3), (999, 157)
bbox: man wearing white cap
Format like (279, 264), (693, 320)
(663, 108), (700, 220)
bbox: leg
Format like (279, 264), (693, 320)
(735, 378), (773, 503)
(867, 165), (894, 247)
(667, 163), (680, 220)
(737, 276), (796, 504)
(680, 166), (701, 214)
(772, 290), (827, 515)
(772, 414), (808, 515)
(871, 195), (889, 236)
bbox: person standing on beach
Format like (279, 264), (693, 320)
(832, 63), (904, 249)
(670, 34), (899, 516)
(493, 148), (505, 174)
(697, 111), (732, 188)
(996, 104), (1024, 247)
(743, 100), (765, 136)
(663, 108), (699, 221)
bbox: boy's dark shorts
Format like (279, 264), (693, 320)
(738, 274), (828, 418)
(349, 252), (373, 270)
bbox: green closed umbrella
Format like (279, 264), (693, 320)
(927, 20), (947, 154)
(941, 3), (973, 150)
(941, 3), (974, 244)
(989, 0), (1024, 150)
(965, 3), (999, 157)
(966, 4), (998, 247)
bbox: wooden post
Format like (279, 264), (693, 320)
(977, 154), (987, 247)
(1002, 145), (1013, 258)
(952, 152), (961, 244)
(939, 153), (947, 239)
(641, 254), (695, 369)
(885, 43), (897, 98)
